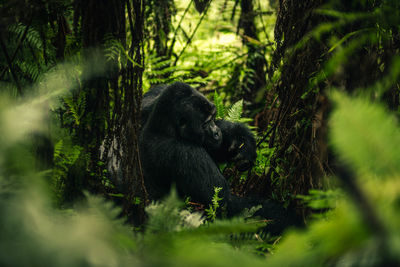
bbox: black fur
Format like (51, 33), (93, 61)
(142, 84), (257, 171)
(140, 82), (229, 204)
(141, 84), (166, 126)
(208, 120), (257, 171)
(140, 82), (302, 235)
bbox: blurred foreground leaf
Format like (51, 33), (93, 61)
(330, 91), (400, 177)
(265, 91), (400, 266)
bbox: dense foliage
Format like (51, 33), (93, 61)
(0, 0), (400, 266)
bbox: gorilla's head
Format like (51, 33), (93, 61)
(146, 82), (222, 148)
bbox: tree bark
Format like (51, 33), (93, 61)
(239, 0), (266, 105)
(75, 0), (147, 224)
(249, 0), (328, 199)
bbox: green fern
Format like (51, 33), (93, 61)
(18, 61), (41, 81)
(204, 187), (223, 222)
(8, 23), (43, 50)
(254, 141), (275, 176)
(213, 90), (226, 119)
(104, 37), (142, 68)
(226, 100), (243, 122)
(54, 140), (82, 167)
(144, 55), (180, 87)
(63, 93), (86, 126)
(104, 38), (123, 62)
(146, 190), (205, 233)
(298, 189), (342, 212)
(52, 139), (83, 203)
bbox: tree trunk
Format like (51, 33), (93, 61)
(120, 0), (148, 224)
(76, 0), (126, 194)
(239, 0), (266, 106)
(252, 0), (399, 202)
(250, 0), (328, 199)
(74, 0), (147, 223)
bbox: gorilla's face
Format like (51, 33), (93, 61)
(201, 109), (222, 150)
(177, 93), (222, 148)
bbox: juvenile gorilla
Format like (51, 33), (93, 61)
(140, 82), (300, 235)
(141, 84), (257, 171)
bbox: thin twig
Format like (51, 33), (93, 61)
(231, 0), (240, 21)
(0, 17), (33, 79)
(173, 1), (211, 66)
(257, 0), (269, 40)
(256, 123), (277, 148)
(168, 0), (193, 57)
(0, 35), (23, 95)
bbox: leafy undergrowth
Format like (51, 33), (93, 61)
(1, 69), (400, 266)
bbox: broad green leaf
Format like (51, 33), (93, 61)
(330, 91), (400, 177)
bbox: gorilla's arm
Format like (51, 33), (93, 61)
(174, 145), (231, 204)
(140, 133), (230, 205)
(176, 145), (230, 204)
(207, 120), (257, 171)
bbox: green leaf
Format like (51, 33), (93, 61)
(330, 91), (400, 177)
(213, 91), (225, 119)
(327, 28), (370, 54)
(227, 100), (243, 122)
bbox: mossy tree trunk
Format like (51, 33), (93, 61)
(247, 0), (329, 200)
(75, 0), (126, 194)
(251, 0), (400, 203)
(72, 0), (147, 223)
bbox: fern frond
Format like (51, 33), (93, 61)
(8, 23), (43, 50)
(213, 90), (226, 119)
(63, 94), (86, 126)
(180, 76), (209, 84)
(150, 65), (178, 75)
(226, 100), (243, 122)
(18, 61), (41, 81)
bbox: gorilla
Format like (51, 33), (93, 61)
(141, 84), (257, 171)
(140, 82), (230, 204)
(140, 82), (301, 235)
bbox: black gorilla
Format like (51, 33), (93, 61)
(141, 84), (257, 171)
(140, 82), (230, 204)
(140, 82), (301, 235)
